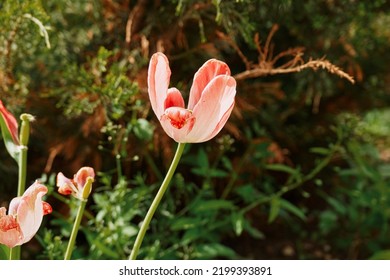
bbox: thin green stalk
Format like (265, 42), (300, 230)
(129, 142), (186, 260)
(9, 147), (28, 260)
(64, 177), (93, 260)
(9, 114), (33, 260)
(64, 199), (87, 260)
(16, 147), (28, 196)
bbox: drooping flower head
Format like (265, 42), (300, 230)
(148, 52), (236, 143)
(0, 181), (52, 248)
(57, 167), (95, 200)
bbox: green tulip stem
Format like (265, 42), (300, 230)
(64, 177), (94, 260)
(129, 142), (186, 260)
(9, 114), (33, 260)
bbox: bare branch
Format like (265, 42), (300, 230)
(234, 58), (355, 84)
(229, 25), (355, 84)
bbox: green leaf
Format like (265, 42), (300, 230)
(268, 196), (280, 223)
(231, 212), (244, 236)
(195, 243), (237, 259)
(84, 231), (120, 259)
(181, 228), (204, 245)
(197, 148), (209, 169)
(369, 250), (390, 260)
(235, 184), (259, 203)
(243, 220), (265, 239)
(280, 199), (306, 221)
(265, 164), (298, 175)
(133, 119), (154, 141)
(326, 196), (346, 215)
(310, 147), (330, 155)
(171, 217), (203, 231)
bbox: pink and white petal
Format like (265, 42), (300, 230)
(15, 182), (48, 243)
(56, 172), (76, 195)
(201, 101), (235, 142)
(164, 88), (185, 110)
(42, 201), (53, 216)
(185, 75), (236, 143)
(160, 113), (195, 143)
(8, 197), (22, 216)
(0, 213), (23, 248)
(148, 52), (171, 119)
(188, 59), (231, 110)
(74, 167), (95, 191)
(0, 100), (20, 145)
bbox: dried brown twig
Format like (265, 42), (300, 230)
(218, 24), (355, 84)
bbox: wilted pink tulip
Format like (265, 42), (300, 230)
(148, 52), (236, 143)
(0, 100), (20, 145)
(57, 167), (95, 200)
(0, 181), (52, 248)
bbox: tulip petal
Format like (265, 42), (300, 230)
(148, 52), (171, 119)
(188, 59), (231, 110)
(15, 182), (48, 243)
(0, 208), (23, 248)
(73, 167), (95, 192)
(0, 100), (19, 145)
(164, 88), (185, 110)
(0, 100), (20, 162)
(56, 172), (75, 195)
(202, 101), (235, 142)
(185, 75), (236, 143)
(160, 109), (195, 142)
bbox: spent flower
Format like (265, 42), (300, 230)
(0, 181), (52, 248)
(57, 167), (95, 200)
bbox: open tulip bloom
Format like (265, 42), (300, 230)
(148, 52), (236, 143)
(129, 53), (236, 260)
(0, 181), (52, 248)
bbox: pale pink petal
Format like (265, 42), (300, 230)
(188, 59), (231, 110)
(56, 172), (75, 195)
(148, 52), (171, 119)
(8, 197), (22, 216)
(185, 75), (236, 143)
(160, 108), (195, 142)
(16, 182), (48, 243)
(201, 101), (235, 142)
(0, 100), (20, 145)
(0, 209), (23, 248)
(73, 167), (95, 192)
(164, 88), (185, 110)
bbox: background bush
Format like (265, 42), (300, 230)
(1, 0), (390, 260)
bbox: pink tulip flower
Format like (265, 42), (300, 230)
(0, 181), (52, 248)
(0, 100), (20, 145)
(148, 52), (236, 143)
(57, 167), (95, 200)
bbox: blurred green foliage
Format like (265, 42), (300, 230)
(1, 0), (390, 260)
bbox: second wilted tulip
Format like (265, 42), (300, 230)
(57, 167), (95, 200)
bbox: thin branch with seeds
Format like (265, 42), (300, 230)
(219, 24), (355, 84)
